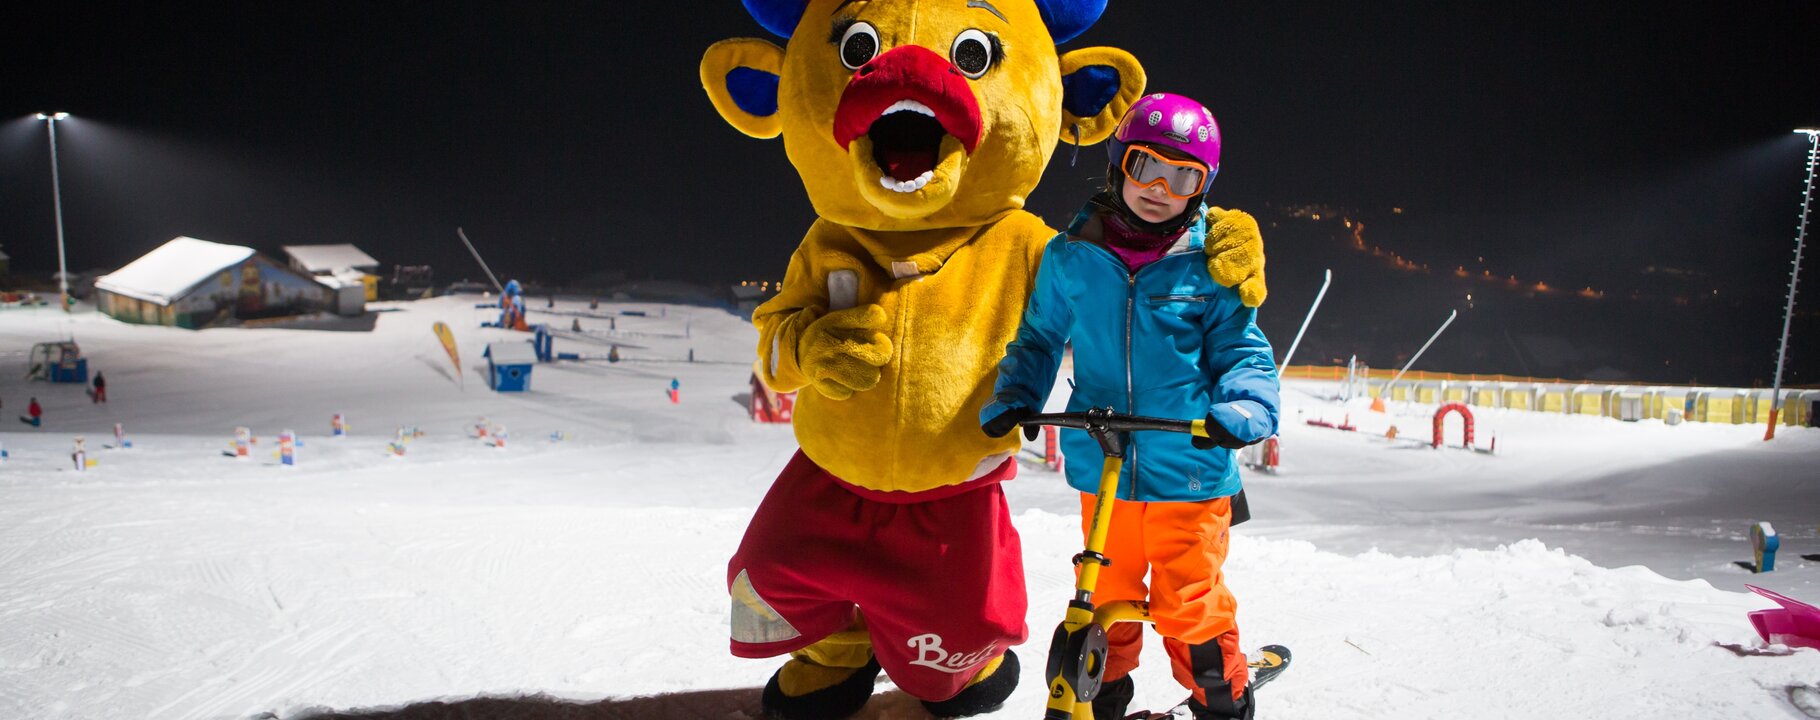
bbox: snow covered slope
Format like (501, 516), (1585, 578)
(1, 299), (1816, 719)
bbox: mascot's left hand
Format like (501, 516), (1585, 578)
(1205, 207), (1267, 308)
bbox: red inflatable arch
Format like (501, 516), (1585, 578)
(1433, 402), (1474, 449)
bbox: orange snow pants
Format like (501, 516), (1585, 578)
(1079, 493), (1246, 707)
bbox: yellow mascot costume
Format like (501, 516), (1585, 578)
(703, 1), (1266, 716)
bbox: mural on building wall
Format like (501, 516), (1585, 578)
(109, 257), (334, 329)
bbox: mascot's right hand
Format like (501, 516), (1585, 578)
(798, 305), (894, 400)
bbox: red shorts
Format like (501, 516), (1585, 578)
(727, 451), (1028, 701)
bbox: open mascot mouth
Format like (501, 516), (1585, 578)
(832, 46), (983, 209)
(867, 101), (946, 191)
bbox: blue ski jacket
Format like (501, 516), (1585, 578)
(982, 203), (1280, 502)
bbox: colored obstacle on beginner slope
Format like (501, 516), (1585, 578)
(1433, 402), (1474, 449)
(1305, 414), (1357, 432)
(229, 427), (253, 458)
(1747, 584), (1820, 650)
(278, 430), (296, 466)
(1043, 425), (1063, 472)
(1751, 521), (1779, 573)
(71, 437), (96, 471)
(1241, 436), (1282, 474)
(749, 369), (795, 423)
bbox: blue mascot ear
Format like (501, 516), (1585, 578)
(1061, 64), (1120, 120)
(1034, 0), (1108, 44)
(727, 67), (781, 117)
(743, 0), (811, 38)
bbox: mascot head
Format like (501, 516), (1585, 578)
(703, 0), (1146, 231)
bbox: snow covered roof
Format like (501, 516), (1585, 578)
(283, 244), (378, 273)
(94, 237), (254, 306)
(485, 341), (538, 365)
(313, 269), (369, 290)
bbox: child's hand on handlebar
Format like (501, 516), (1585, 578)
(982, 406), (1040, 441)
(1192, 413), (1253, 450)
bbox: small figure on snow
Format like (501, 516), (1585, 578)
(22, 397), (43, 427)
(90, 371), (107, 404)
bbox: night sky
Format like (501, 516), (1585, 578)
(5, 2), (1818, 385)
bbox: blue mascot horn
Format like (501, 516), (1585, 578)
(742, 0), (1105, 44)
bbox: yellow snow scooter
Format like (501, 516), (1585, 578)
(1017, 407), (1289, 720)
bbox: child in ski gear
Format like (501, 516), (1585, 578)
(982, 93), (1280, 720)
(25, 397), (43, 427)
(91, 372), (107, 403)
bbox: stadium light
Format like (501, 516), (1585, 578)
(1766, 129), (1818, 440)
(37, 112), (73, 312)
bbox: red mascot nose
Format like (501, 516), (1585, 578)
(834, 45), (984, 153)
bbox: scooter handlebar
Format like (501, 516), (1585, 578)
(1016, 407), (1209, 440)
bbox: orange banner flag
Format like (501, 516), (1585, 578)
(432, 321), (462, 387)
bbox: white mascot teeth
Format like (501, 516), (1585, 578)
(882, 99), (936, 118)
(881, 170), (935, 193)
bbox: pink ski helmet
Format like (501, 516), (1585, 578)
(1107, 92), (1222, 180)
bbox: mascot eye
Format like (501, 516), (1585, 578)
(839, 21), (881, 70)
(950, 29), (994, 79)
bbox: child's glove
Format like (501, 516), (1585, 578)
(1192, 413), (1253, 450)
(798, 304), (894, 400)
(1205, 207), (1267, 307)
(982, 406), (1039, 440)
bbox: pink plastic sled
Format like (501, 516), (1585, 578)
(1746, 584), (1820, 650)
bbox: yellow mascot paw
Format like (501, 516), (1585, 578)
(799, 304), (895, 399)
(1205, 207), (1268, 307)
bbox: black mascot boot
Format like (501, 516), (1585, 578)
(920, 649), (1021, 718)
(760, 656), (882, 720)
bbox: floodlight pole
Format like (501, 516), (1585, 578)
(38, 113), (71, 313)
(1766, 129), (1818, 441)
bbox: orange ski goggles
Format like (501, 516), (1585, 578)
(1121, 144), (1210, 200)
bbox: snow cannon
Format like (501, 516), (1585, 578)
(1750, 521), (1779, 573)
(1747, 585), (1820, 650)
